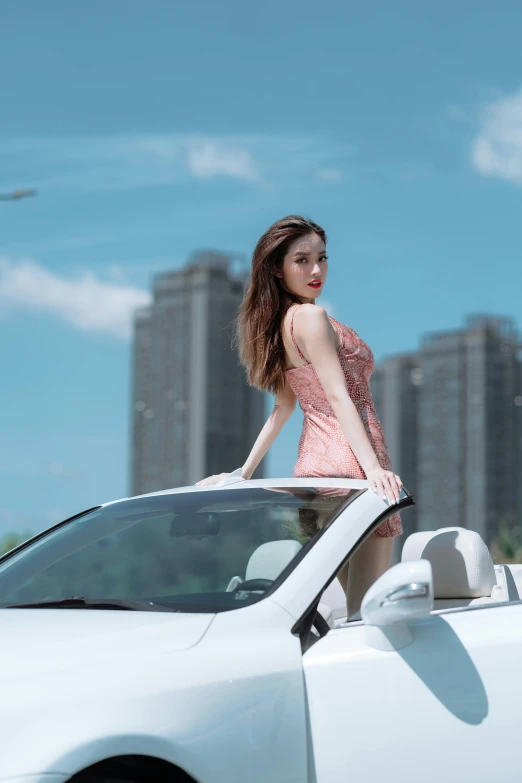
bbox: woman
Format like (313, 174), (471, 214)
(196, 215), (403, 618)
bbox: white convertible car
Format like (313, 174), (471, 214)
(1, 473), (521, 783)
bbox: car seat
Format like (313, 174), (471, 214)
(225, 540), (302, 592)
(401, 526), (514, 609)
(225, 539), (336, 627)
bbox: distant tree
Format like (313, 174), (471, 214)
(0, 532), (32, 556)
(490, 519), (522, 564)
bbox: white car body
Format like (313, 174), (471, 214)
(1, 476), (521, 783)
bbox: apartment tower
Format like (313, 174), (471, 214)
(130, 251), (266, 495)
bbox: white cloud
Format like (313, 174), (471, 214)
(317, 168), (343, 182)
(108, 264), (127, 282)
(0, 258), (151, 339)
(0, 133), (262, 193)
(46, 461), (81, 480)
(471, 88), (522, 185)
(447, 104), (467, 123)
(47, 461), (65, 475)
(0, 132), (357, 194)
(187, 140), (259, 182)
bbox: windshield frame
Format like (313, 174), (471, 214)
(0, 506), (102, 566)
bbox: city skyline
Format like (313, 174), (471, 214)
(3, 280), (520, 538)
(2, 1), (522, 534)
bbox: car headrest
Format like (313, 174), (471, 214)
(246, 540), (302, 582)
(401, 527), (496, 598)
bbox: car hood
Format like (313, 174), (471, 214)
(0, 608), (214, 677)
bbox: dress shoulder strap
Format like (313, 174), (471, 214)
(288, 304), (307, 362)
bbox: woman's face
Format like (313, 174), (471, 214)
(275, 232), (328, 303)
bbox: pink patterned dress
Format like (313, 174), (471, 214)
(285, 304), (402, 538)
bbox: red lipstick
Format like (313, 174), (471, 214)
(308, 281), (322, 288)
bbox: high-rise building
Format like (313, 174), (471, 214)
(510, 339), (522, 530)
(417, 315), (521, 544)
(370, 353), (420, 541)
(372, 314), (522, 547)
(130, 251), (266, 496)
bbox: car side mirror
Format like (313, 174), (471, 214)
(169, 512), (220, 538)
(361, 559), (433, 651)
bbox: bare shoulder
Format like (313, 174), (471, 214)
(294, 303), (328, 321)
(292, 305), (339, 357)
(294, 304), (329, 334)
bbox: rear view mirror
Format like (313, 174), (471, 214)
(169, 511), (220, 538)
(361, 559), (433, 651)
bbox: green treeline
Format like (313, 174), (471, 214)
(0, 532), (32, 557)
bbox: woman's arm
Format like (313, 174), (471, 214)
(195, 380), (296, 485)
(294, 304), (401, 503)
(241, 380), (297, 479)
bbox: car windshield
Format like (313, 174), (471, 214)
(0, 486), (358, 613)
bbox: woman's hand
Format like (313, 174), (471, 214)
(366, 467), (403, 504)
(195, 473), (230, 486)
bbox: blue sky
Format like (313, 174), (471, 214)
(1, 0), (521, 536)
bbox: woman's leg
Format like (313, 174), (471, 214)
(337, 561), (349, 594)
(345, 535), (394, 620)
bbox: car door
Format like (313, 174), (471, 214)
(302, 595), (522, 782)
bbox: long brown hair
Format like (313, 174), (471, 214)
(235, 215), (327, 394)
